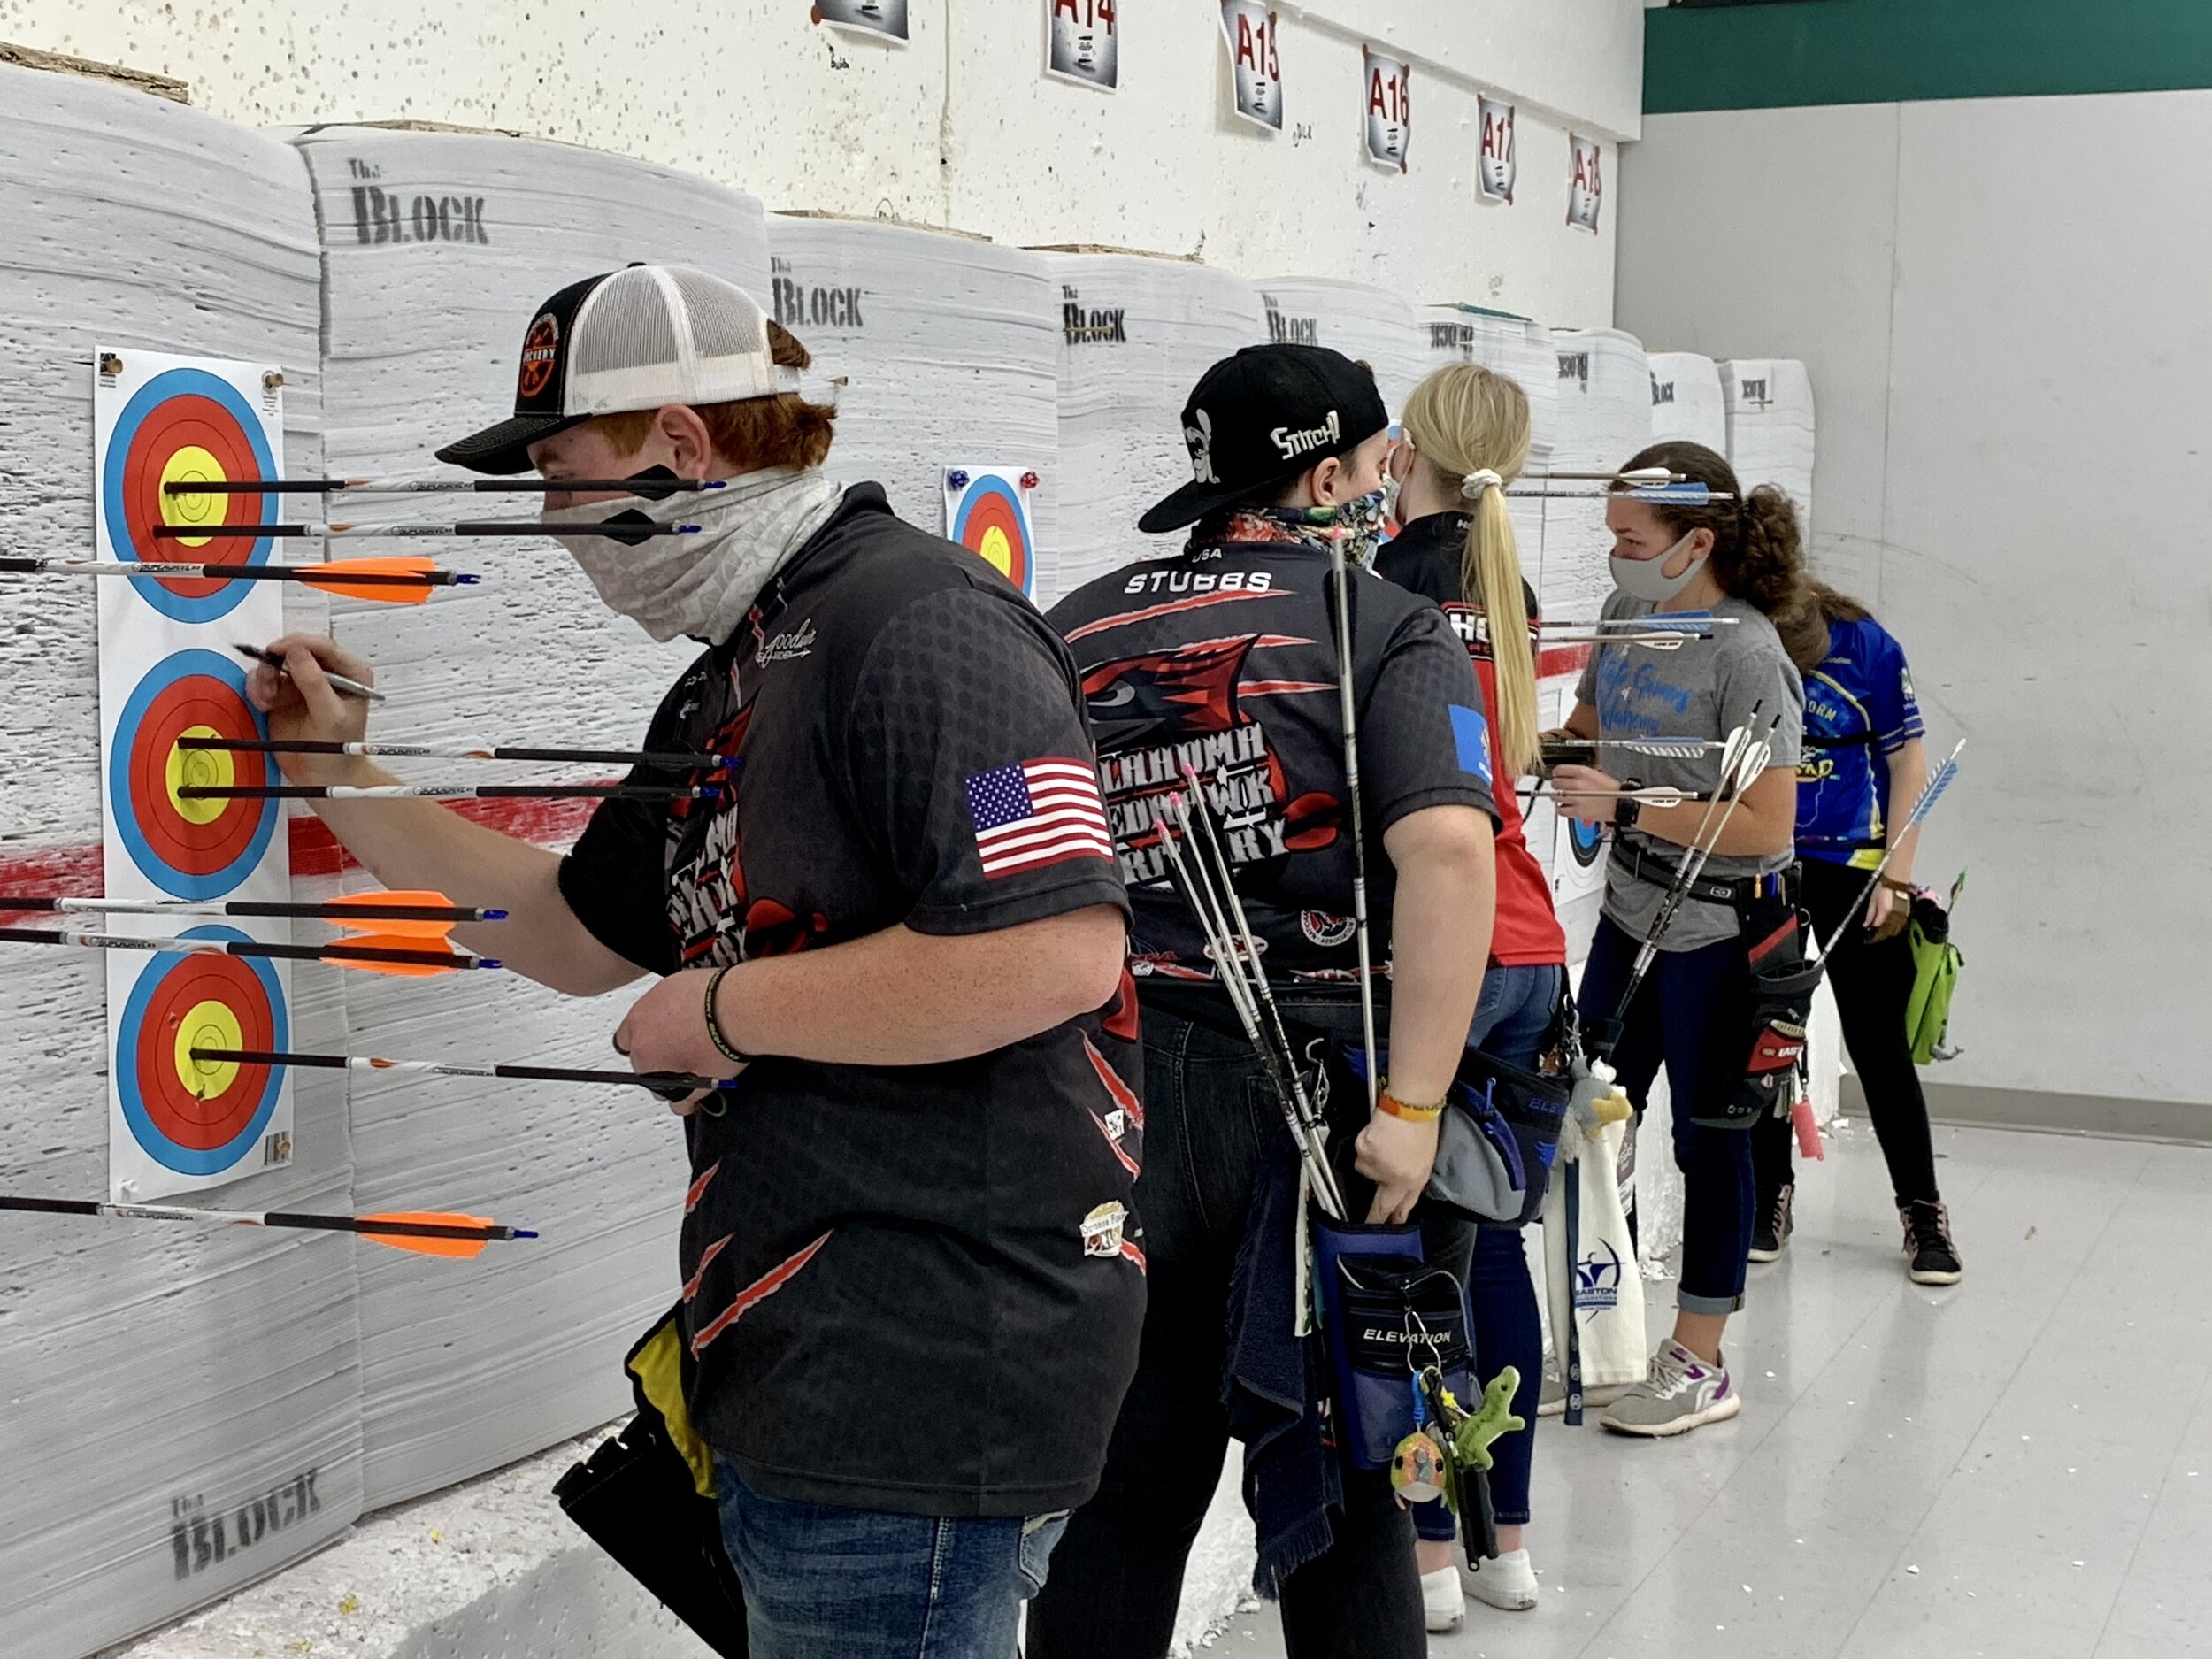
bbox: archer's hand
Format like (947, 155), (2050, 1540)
(242, 634), (374, 784)
(1548, 763), (1622, 825)
(1356, 1110), (1441, 1225)
(613, 968), (742, 1116)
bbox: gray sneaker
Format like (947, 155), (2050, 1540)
(1600, 1340), (1742, 1437)
(1538, 1369), (1634, 1417)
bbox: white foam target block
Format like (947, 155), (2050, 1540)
(767, 217), (1058, 596)
(1647, 350), (1726, 454)
(1257, 277), (1426, 420)
(1034, 252), (1263, 597)
(1543, 328), (1654, 622)
(288, 125), (764, 1507)
(1721, 357), (1816, 540)
(1419, 305), (1555, 570)
(0, 65), (362, 1659)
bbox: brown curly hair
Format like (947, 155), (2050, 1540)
(1618, 440), (1827, 672)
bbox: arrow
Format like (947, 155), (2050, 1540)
(1540, 629), (1709, 651)
(0, 556), (474, 603)
(180, 735), (734, 770)
(1524, 785), (1710, 810)
(1541, 735), (1733, 761)
(166, 468), (724, 501)
(0, 1194), (533, 1258)
(0, 925), (498, 976)
(1818, 741), (1965, 960)
(1544, 616), (1736, 632)
(154, 521), (700, 540)
(193, 1046), (733, 1097)
(1505, 484), (1733, 503)
(179, 782), (718, 803)
(0, 890), (503, 927)
(1523, 466), (1683, 484)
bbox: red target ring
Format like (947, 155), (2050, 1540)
(131, 953), (278, 1153)
(119, 395), (266, 595)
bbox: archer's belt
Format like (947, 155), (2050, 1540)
(1611, 839), (1795, 910)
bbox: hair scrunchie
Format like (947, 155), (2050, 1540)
(1459, 468), (1503, 501)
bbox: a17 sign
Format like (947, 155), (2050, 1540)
(1048, 0), (1118, 90)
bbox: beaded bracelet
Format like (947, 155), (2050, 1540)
(1375, 1088), (1445, 1124)
(703, 964), (753, 1067)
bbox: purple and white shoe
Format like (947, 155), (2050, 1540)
(1599, 1340), (1741, 1437)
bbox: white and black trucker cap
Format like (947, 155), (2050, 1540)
(438, 264), (801, 474)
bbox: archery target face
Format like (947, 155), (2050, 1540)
(96, 359), (280, 625)
(113, 927), (288, 1177)
(944, 470), (1037, 595)
(109, 649), (279, 898)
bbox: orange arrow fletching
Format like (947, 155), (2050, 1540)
(319, 933), (488, 976)
(296, 557), (439, 604)
(324, 890), (464, 939)
(357, 1210), (500, 1258)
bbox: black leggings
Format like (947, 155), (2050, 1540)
(1752, 856), (1940, 1206)
(1025, 1008), (1425, 1659)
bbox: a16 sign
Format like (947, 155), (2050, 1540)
(1048, 0), (1118, 90)
(1568, 134), (1603, 234)
(1220, 1), (1282, 131)
(1363, 47), (1410, 171)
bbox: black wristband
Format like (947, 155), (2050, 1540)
(703, 964), (754, 1067)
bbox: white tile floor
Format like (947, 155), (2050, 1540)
(1217, 1122), (2212, 1659)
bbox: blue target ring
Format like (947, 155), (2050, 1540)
(1566, 815), (1605, 867)
(115, 926), (288, 1177)
(100, 367), (279, 625)
(108, 649), (280, 899)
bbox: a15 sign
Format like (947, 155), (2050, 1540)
(1048, 0), (1118, 90)
(1220, 1), (1282, 131)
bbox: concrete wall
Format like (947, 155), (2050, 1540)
(1617, 91), (2212, 1108)
(0, 0), (1641, 324)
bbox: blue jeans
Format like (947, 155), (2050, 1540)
(716, 1457), (1066, 1659)
(1577, 917), (1755, 1316)
(1413, 963), (1560, 1543)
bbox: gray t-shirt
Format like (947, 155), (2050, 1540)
(1571, 592), (1804, 951)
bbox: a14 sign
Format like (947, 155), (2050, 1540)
(1048, 0), (1118, 89)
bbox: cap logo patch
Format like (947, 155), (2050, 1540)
(517, 313), (561, 400)
(1185, 408), (1219, 485)
(1271, 408), (1340, 460)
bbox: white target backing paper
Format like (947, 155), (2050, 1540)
(93, 347), (295, 1201)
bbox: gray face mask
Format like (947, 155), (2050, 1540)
(1609, 529), (1709, 603)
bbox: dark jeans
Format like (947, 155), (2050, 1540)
(1026, 1004), (1426, 1659)
(1411, 962), (1560, 1543)
(1752, 856), (1941, 1206)
(1578, 917), (1757, 1317)
(715, 1458), (1064, 1658)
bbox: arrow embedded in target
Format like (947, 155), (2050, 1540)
(0, 925), (500, 976)
(166, 471), (726, 500)
(178, 782), (719, 803)
(0, 889), (503, 926)
(191, 1046), (734, 1097)
(0, 1194), (534, 1257)
(0, 556), (475, 603)
(180, 735), (736, 769)
(153, 520), (701, 540)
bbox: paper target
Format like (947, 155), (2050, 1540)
(97, 363), (280, 624)
(942, 467), (1038, 596)
(108, 649), (279, 899)
(113, 927), (288, 1177)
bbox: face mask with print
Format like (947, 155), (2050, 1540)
(1321, 488), (1391, 566)
(1609, 529), (1709, 603)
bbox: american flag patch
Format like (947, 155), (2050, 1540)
(965, 758), (1114, 879)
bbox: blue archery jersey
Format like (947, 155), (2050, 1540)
(1796, 616), (1924, 869)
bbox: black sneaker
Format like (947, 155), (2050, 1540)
(1747, 1183), (1794, 1263)
(1901, 1201), (1963, 1285)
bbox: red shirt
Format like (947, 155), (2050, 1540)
(1374, 515), (1568, 968)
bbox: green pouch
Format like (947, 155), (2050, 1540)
(1905, 899), (1962, 1066)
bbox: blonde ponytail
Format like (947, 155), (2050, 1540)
(1401, 365), (1540, 779)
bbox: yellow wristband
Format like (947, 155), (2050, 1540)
(1375, 1089), (1446, 1124)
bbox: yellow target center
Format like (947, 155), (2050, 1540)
(158, 445), (227, 546)
(166, 725), (234, 825)
(175, 999), (246, 1100)
(978, 524), (1015, 579)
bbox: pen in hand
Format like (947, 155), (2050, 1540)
(234, 642), (388, 703)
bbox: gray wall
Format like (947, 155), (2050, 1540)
(1617, 92), (2212, 1110)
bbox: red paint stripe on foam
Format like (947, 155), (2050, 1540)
(0, 798), (598, 910)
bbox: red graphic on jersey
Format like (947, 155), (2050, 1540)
(1063, 585), (1277, 644)
(1084, 636), (1256, 738)
(690, 1229), (835, 1356)
(685, 1160), (721, 1213)
(1084, 1032), (1144, 1133)
(1101, 967), (1141, 1041)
